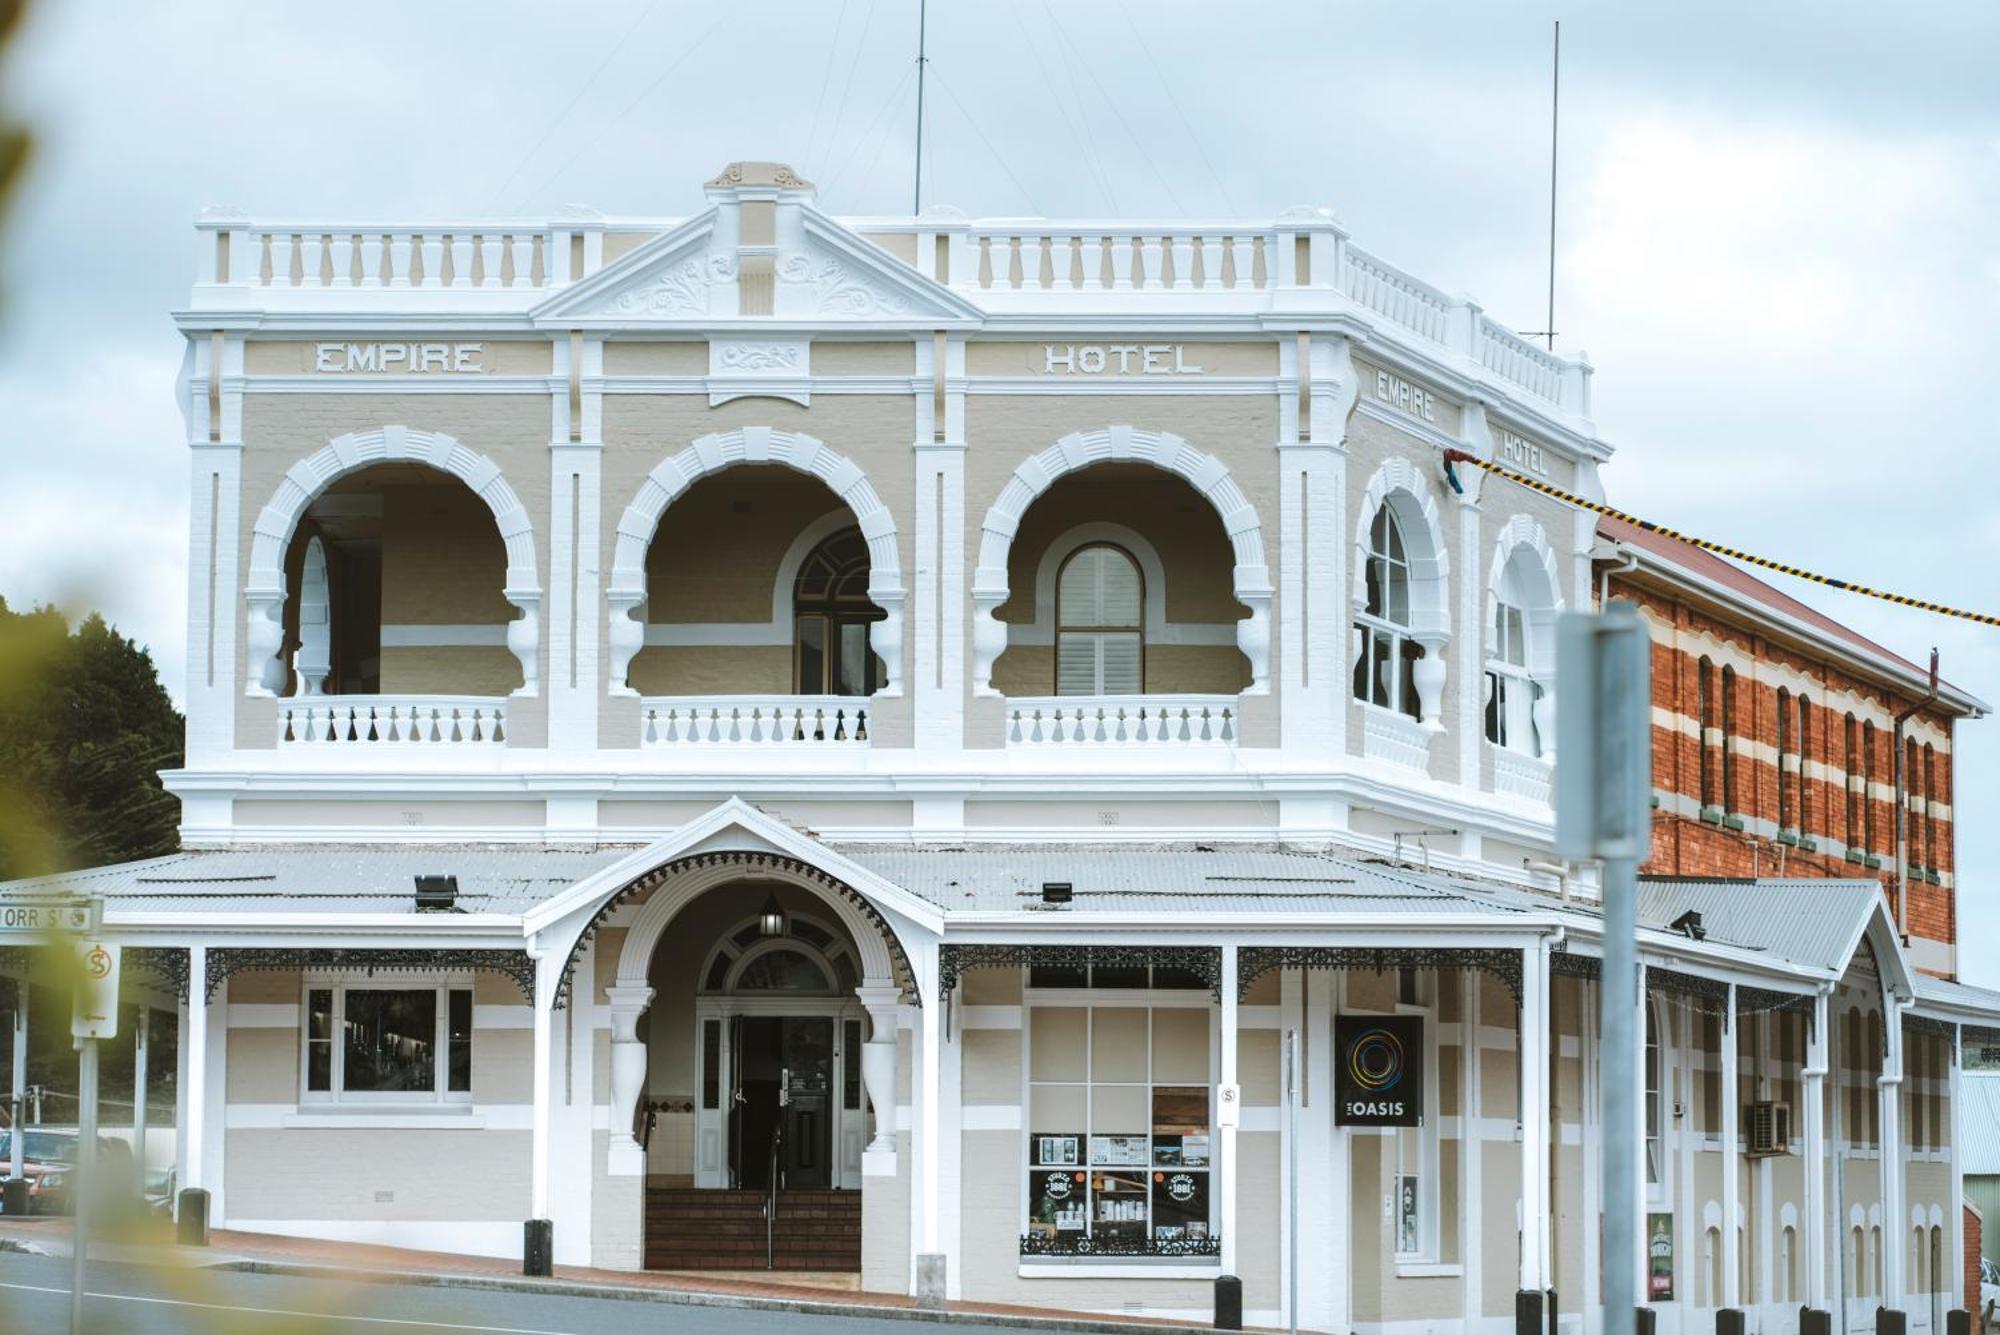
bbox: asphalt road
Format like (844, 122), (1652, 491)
(0, 1254), (1102, 1335)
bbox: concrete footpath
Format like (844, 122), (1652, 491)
(0, 1217), (1248, 1334)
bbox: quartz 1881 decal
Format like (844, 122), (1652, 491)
(1334, 1014), (1424, 1127)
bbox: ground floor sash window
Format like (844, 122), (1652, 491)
(302, 981), (472, 1103)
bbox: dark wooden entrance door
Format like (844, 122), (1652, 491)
(732, 1016), (834, 1190)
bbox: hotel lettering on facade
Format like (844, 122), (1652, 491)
(9, 161), (2000, 1332)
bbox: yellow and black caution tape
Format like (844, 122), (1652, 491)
(1441, 449), (2000, 630)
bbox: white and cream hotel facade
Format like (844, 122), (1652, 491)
(17, 161), (2000, 1332)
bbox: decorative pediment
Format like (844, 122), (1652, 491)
(778, 208), (983, 324)
(530, 205), (982, 327)
(530, 213), (725, 323)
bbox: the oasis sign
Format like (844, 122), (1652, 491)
(1334, 1014), (1424, 1127)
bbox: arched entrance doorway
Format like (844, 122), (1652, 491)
(581, 849), (916, 1273)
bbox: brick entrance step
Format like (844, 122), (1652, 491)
(644, 1188), (861, 1272)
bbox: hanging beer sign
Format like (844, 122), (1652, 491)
(1334, 1015), (1424, 1127)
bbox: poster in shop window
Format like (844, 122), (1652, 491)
(1647, 1212), (1675, 1301)
(1334, 1015), (1424, 1127)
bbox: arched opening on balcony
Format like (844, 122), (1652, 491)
(246, 427), (540, 746)
(987, 462), (1252, 745)
(622, 464), (889, 747)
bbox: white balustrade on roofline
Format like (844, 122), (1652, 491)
(1005, 695), (1238, 748)
(194, 206), (1591, 411)
(639, 695), (871, 748)
(276, 695), (509, 746)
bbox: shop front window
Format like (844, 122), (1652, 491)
(303, 982), (473, 1104)
(1024, 990), (1215, 1257)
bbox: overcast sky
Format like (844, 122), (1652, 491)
(2, 2), (1995, 977)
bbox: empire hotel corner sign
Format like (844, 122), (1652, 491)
(1335, 1015), (1425, 1127)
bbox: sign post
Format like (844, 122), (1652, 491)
(69, 936), (118, 1335)
(1555, 603), (1652, 1335)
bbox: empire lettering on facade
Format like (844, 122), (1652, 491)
(1373, 369), (1436, 422)
(314, 342), (485, 373)
(1042, 344), (1203, 375)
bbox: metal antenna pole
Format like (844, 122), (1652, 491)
(1545, 20), (1560, 352)
(913, 0), (929, 214)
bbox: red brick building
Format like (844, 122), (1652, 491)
(1598, 515), (1983, 980)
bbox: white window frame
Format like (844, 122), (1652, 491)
(300, 977), (474, 1106)
(1019, 971), (1217, 1264)
(1645, 996), (1667, 1204)
(1055, 543), (1145, 697)
(1484, 597), (1540, 755)
(1355, 508), (1419, 718)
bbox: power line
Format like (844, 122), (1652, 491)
(1008, 4), (1110, 212)
(820, 0), (881, 180)
(512, 0), (744, 212)
(801, 0), (854, 170)
(821, 63), (919, 199)
(1040, 1), (1184, 214)
(1030, 3), (1120, 212)
(1115, 0), (1237, 215)
(483, 0), (666, 213)
(932, 69), (1040, 214)
(1448, 451), (2000, 630)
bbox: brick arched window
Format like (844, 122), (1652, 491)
(1844, 713), (1860, 853)
(1720, 665), (1739, 817)
(1862, 720), (1878, 857)
(1697, 657), (1717, 813)
(1797, 696), (1813, 839)
(1777, 687), (1793, 833)
(1923, 743), (1937, 873)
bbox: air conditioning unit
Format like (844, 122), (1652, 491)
(1747, 1100), (1793, 1156)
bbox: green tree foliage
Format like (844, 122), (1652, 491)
(0, 597), (184, 880)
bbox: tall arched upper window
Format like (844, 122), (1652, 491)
(1797, 696), (1813, 838)
(1777, 687), (1794, 832)
(1056, 543), (1143, 695)
(1483, 542), (1556, 758)
(1923, 743), (1937, 872)
(1645, 1001), (1663, 1190)
(1720, 666), (1739, 816)
(1355, 507), (1420, 719)
(1697, 658), (1717, 811)
(1844, 713), (1860, 851)
(793, 527), (883, 696)
(1484, 594), (1537, 753)
(1862, 720), (1878, 856)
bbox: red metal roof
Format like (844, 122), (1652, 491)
(1598, 513), (1946, 693)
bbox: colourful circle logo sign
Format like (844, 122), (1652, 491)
(1347, 1026), (1406, 1092)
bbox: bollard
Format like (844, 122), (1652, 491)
(1214, 1274), (1243, 1330)
(1800, 1307), (1833, 1335)
(1948, 1310), (1970, 1335)
(1517, 1289), (1546, 1335)
(915, 1254), (948, 1310)
(175, 1187), (209, 1246)
(1717, 1309), (1747, 1335)
(1635, 1306), (1658, 1335)
(1547, 1288), (1559, 1335)
(523, 1218), (552, 1276)
(1878, 1308), (1908, 1335)
(0, 1177), (25, 1217)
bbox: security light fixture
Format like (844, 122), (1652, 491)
(1041, 882), (1073, 906)
(1668, 909), (1706, 941)
(414, 874), (458, 912)
(758, 892), (788, 938)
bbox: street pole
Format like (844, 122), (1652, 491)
(1556, 602), (1651, 1335)
(71, 1035), (96, 1335)
(9, 979), (24, 1181)
(1284, 1025), (1299, 1335)
(132, 1005), (149, 1200)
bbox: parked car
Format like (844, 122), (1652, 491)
(1981, 1255), (1999, 1328)
(0, 1130), (132, 1215)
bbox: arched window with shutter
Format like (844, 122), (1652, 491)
(1055, 543), (1143, 695)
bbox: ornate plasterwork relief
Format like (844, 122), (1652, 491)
(605, 252), (735, 318)
(777, 248), (911, 318)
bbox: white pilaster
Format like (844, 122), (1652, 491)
(1722, 982), (1741, 1310)
(1637, 961), (1651, 1301)
(1805, 991), (1830, 1310)
(1219, 943), (1240, 1278)
(551, 940), (595, 1266)
(1463, 968), (1484, 1329)
(1950, 1023), (1964, 1320)
(547, 334), (603, 752)
(184, 329), (245, 767)
(1455, 447), (1487, 790)
(1298, 969), (1338, 1332)
(912, 334), (966, 751)
(201, 972), (227, 1224)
